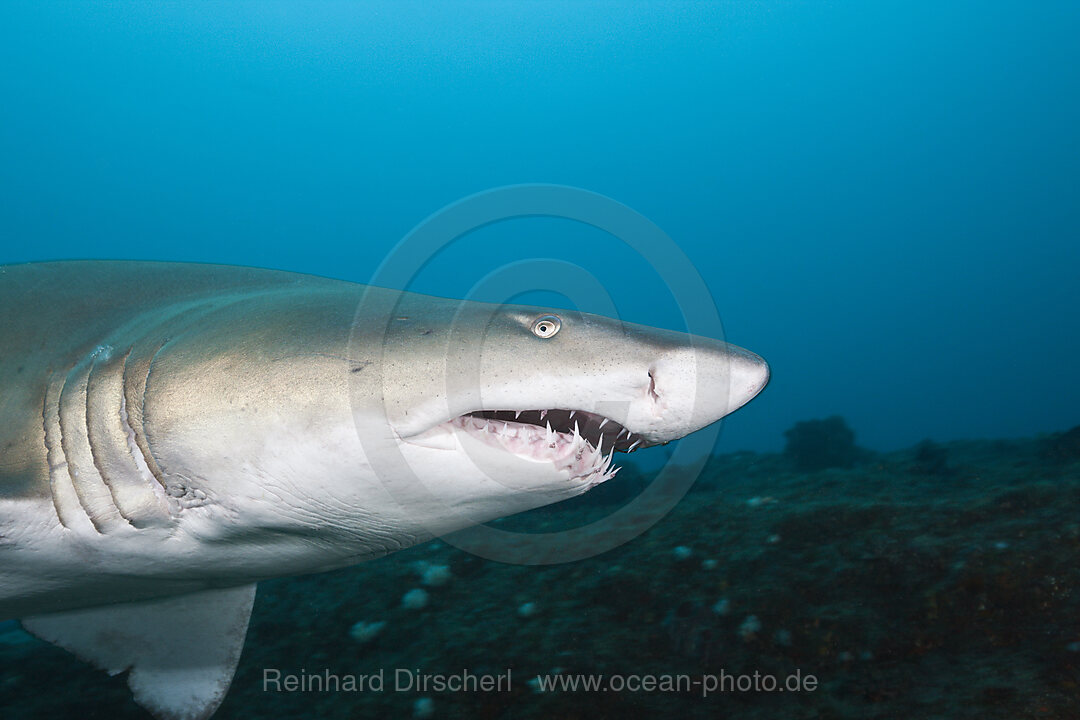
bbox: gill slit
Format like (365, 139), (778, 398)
(42, 371), (71, 529)
(85, 350), (137, 529)
(124, 340), (170, 495)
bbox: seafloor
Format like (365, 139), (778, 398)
(2, 431), (1078, 719)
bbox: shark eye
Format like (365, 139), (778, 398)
(531, 314), (561, 338)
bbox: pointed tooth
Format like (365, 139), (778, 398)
(514, 410), (521, 420)
(569, 410), (576, 419)
(618, 428), (628, 439)
(540, 409), (548, 421)
(628, 439), (641, 451)
(598, 417), (608, 430)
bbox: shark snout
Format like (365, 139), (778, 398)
(725, 345), (768, 414)
(634, 339), (769, 443)
(722, 344), (771, 414)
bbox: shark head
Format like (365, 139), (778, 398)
(134, 284), (768, 572)
(368, 293), (769, 505)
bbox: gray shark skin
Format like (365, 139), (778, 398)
(0, 260), (769, 719)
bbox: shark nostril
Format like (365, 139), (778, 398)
(647, 369), (660, 402)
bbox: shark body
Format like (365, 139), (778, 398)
(0, 261), (768, 719)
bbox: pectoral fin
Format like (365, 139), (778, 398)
(22, 584), (257, 720)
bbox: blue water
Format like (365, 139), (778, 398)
(1, 1), (1077, 456)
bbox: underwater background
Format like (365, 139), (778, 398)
(1, 2), (1078, 718)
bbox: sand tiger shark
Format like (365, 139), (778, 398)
(0, 260), (769, 719)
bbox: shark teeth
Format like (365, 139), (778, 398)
(449, 412), (628, 486)
(464, 409), (649, 454)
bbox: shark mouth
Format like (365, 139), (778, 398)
(449, 409), (653, 486)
